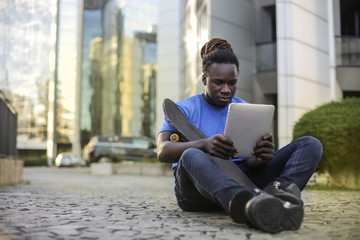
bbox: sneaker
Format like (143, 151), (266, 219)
(263, 181), (303, 206)
(229, 189), (255, 224)
(245, 194), (304, 233)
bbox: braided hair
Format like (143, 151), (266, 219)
(200, 38), (239, 75)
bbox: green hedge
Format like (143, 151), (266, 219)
(293, 98), (360, 188)
(22, 156), (48, 166)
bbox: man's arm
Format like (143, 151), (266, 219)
(157, 131), (238, 163)
(157, 131), (206, 163)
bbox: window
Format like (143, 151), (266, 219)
(340, 1), (360, 36)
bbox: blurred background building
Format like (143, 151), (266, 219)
(157, 0), (360, 148)
(1, 0), (359, 162)
(78, 0), (157, 148)
(0, 0), (57, 157)
(1, 0), (158, 163)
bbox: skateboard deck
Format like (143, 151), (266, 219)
(162, 98), (257, 188)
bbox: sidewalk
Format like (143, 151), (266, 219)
(0, 167), (359, 240)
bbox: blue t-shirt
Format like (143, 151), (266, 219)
(159, 94), (247, 169)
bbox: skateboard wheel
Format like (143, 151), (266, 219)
(170, 133), (180, 142)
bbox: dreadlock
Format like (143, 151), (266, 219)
(201, 38), (239, 74)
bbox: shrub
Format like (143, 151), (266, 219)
(293, 98), (360, 189)
(22, 156), (48, 166)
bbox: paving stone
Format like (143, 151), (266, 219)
(0, 167), (359, 239)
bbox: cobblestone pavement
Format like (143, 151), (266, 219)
(0, 167), (359, 240)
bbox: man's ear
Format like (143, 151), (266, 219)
(202, 74), (206, 85)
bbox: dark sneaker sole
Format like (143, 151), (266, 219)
(246, 194), (304, 233)
(229, 190), (254, 224)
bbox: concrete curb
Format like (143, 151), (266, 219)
(90, 161), (173, 176)
(0, 159), (23, 186)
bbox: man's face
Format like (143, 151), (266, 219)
(202, 63), (238, 108)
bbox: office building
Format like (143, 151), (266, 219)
(0, 0), (57, 155)
(1, 0), (159, 160)
(157, 0), (360, 147)
(79, 0), (158, 149)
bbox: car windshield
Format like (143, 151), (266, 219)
(132, 138), (149, 148)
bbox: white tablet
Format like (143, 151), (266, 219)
(224, 103), (275, 158)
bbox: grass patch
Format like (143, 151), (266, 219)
(305, 183), (360, 191)
(19, 179), (31, 185)
(139, 157), (159, 163)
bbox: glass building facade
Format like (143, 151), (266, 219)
(0, 0), (57, 153)
(1, 0), (158, 159)
(55, 0), (80, 153)
(80, 0), (158, 147)
(181, 0), (208, 99)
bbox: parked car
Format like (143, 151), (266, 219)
(83, 135), (157, 165)
(55, 152), (85, 167)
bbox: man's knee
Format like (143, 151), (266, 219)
(180, 148), (205, 161)
(296, 136), (323, 171)
(179, 148), (210, 169)
(181, 148), (202, 158)
(300, 136), (323, 157)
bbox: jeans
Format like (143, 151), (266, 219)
(174, 136), (323, 213)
